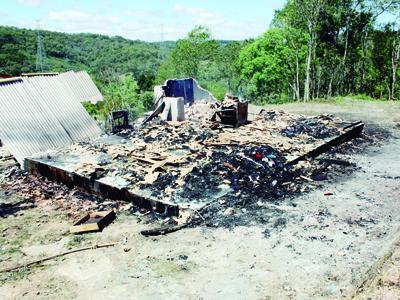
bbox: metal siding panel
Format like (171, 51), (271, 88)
(26, 76), (102, 142)
(0, 71), (103, 166)
(0, 80), (73, 165)
(77, 71), (103, 104)
(58, 71), (103, 104)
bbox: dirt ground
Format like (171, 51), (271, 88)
(1, 99), (400, 299)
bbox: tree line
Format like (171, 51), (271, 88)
(159, 0), (400, 103)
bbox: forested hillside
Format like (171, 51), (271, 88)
(241, 0), (400, 102)
(0, 26), (174, 87)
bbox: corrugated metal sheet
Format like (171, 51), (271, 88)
(58, 71), (103, 104)
(0, 73), (103, 166)
(25, 75), (102, 141)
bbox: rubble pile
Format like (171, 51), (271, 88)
(259, 110), (341, 139)
(0, 154), (130, 216)
(281, 116), (339, 139)
(1, 105), (387, 224)
(179, 145), (294, 199)
(23, 109), (371, 211)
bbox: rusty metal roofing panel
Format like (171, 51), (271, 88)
(0, 72), (102, 166)
(58, 71), (103, 104)
(21, 72), (59, 77)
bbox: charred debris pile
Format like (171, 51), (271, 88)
(0, 77), (388, 232)
(0, 74), (384, 227)
(21, 94), (372, 221)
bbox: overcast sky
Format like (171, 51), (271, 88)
(0, 0), (287, 41)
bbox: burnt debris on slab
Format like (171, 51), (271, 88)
(0, 78), (387, 227)
(19, 102), (373, 219)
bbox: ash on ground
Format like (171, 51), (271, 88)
(0, 109), (390, 230)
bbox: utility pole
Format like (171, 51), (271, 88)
(35, 20), (48, 72)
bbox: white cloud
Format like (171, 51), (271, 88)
(47, 9), (121, 36)
(39, 6), (267, 41)
(48, 10), (90, 22)
(45, 9), (182, 41)
(5, 1), (280, 41)
(173, 4), (222, 26)
(16, 0), (42, 6)
(172, 4), (266, 40)
(122, 9), (165, 19)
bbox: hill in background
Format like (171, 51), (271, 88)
(0, 25), (176, 80)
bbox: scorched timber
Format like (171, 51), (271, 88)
(25, 158), (179, 216)
(287, 121), (364, 165)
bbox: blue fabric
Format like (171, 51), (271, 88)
(164, 78), (194, 105)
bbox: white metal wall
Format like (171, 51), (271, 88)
(0, 73), (102, 166)
(58, 71), (103, 104)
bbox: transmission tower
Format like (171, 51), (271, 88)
(35, 20), (48, 72)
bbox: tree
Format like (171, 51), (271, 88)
(164, 25), (219, 79)
(268, 0), (400, 100)
(102, 74), (143, 119)
(273, 0), (325, 101)
(215, 41), (244, 92)
(388, 2), (400, 100)
(391, 22), (400, 100)
(239, 28), (307, 103)
(293, 0), (325, 101)
(356, 0), (400, 93)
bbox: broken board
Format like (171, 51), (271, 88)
(70, 211), (116, 234)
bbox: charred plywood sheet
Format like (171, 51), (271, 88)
(0, 75), (102, 166)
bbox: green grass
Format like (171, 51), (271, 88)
(258, 94), (398, 106)
(66, 235), (86, 249)
(338, 94), (388, 102)
(0, 267), (31, 285)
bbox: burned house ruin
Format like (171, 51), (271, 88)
(0, 75), (366, 218)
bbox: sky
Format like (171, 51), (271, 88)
(0, 0), (287, 41)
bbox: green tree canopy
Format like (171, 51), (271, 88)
(239, 28), (307, 103)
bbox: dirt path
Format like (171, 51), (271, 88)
(0, 99), (399, 299)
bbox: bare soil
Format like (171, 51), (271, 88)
(0, 99), (400, 299)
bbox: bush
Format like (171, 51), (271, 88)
(82, 101), (105, 120)
(139, 91), (155, 111)
(201, 81), (227, 101)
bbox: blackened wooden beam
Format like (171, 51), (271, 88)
(287, 121), (364, 165)
(24, 158), (179, 216)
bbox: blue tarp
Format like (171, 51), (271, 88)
(163, 78), (194, 105)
